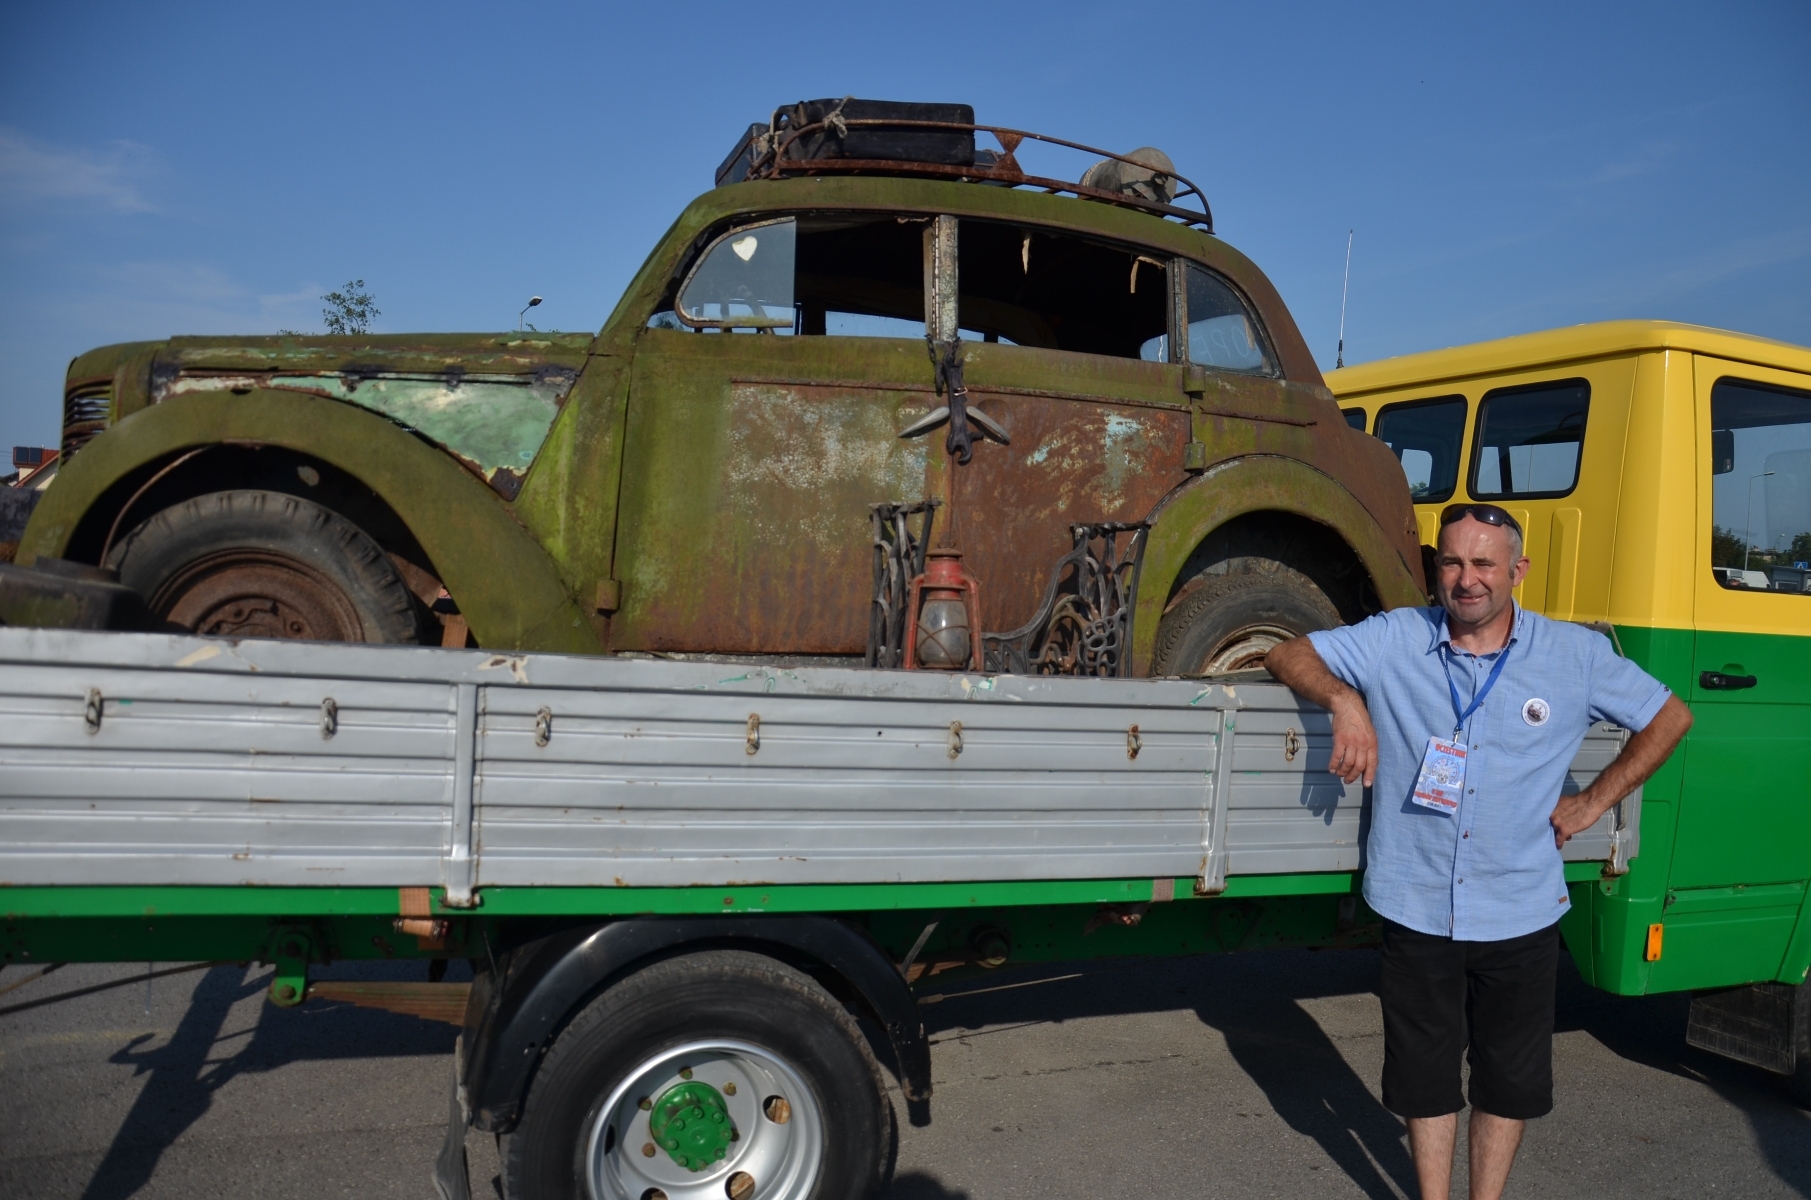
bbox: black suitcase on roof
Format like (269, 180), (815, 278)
(716, 99), (975, 186)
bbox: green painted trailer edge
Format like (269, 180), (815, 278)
(3, 869), (1627, 923)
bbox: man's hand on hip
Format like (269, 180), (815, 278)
(1550, 694), (1693, 847)
(1265, 636), (1377, 787)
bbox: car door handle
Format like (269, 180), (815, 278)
(1700, 671), (1758, 690)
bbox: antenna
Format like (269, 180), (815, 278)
(1335, 230), (1353, 369)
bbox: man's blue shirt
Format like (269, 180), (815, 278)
(1307, 606), (1670, 941)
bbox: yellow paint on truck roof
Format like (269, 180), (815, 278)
(1329, 320), (1811, 398)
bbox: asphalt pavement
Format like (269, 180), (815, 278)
(2, 947), (1806, 1199)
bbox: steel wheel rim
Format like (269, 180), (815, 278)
(585, 1038), (825, 1200)
(152, 549), (364, 641)
(1199, 621), (1296, 673)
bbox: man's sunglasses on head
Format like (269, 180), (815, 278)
(1440, 503), (1523, 539)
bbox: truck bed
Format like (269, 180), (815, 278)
(0, 628), (1638, 904)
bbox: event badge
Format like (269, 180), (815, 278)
(1411, 735), (1467, 815)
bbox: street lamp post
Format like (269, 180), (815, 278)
(519, 296), (543, 331)
(1743, 470), (1775, 573)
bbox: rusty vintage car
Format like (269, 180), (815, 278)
(11, 102), (1422, 675)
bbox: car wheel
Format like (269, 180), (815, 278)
(107, 489), (420, 643)
(501, 949), (895, 1200)
(1151, 561), (1342, 675)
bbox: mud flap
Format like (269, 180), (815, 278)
(1686, 980), (1809, 1075)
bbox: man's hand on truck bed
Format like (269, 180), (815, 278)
(1264, 636), (1378, 787)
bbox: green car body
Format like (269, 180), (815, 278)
(20, 176), (1424, 663)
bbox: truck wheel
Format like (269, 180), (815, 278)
(107, 490), (420, 643)
(1150, 561), (1341, 675)
(501, 949), (894, 1200)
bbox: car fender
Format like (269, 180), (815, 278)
(17, 389), (600, 653)
(1133, 454), (1426, 674)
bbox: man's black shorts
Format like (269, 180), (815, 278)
(1379, 918), (1561, 1120)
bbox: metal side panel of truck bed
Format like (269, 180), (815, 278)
(0, 627), (1637, 899)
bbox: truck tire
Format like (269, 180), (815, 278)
(1150, 560), (1342, 675)
(501, 949), (895, 1200)
(106, 490), (420, 643)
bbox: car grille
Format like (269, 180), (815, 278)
(61, 382), (112, 461)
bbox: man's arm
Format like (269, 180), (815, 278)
(1265, 636), (1378, 787)
(1550, 694), (1693, 847)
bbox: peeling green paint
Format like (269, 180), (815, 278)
(164, 371), (573, 481)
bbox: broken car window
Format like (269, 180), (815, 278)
(955, 221), (1168, 359)
(795, 215), (926, 338)
(1375, 395), (1467, 502)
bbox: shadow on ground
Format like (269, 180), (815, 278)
(917, 946), (1811, 1199)
(77, 959), (462, 1200)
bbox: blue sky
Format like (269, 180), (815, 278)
(2, 1), (1806, 450)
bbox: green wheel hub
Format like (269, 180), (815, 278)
(647, 1080), (736, 1171)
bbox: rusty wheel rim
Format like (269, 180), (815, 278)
(1197, 621), (1296, 674)
(152, 550), (365, 641)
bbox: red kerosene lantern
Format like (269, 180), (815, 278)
(904, 548), (983, 671)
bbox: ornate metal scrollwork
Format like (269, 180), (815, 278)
(982, 522), (1148, 677)
(866, 499), (940, 668)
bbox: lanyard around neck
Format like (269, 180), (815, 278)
(1441, 637), (1512, 739)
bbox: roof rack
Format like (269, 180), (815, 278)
(728, 110), (1214, 232)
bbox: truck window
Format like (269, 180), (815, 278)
(663, 215), (927, 337)
(1375, 395), (1467, 502)
(1710, 377), (1811, 593)
(1470, 379), (1589, 499)
(954, 220), (1169, 359)
(1342, 407), (1367, 431)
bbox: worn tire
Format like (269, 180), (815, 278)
(107, 490), (420, 643)
(1151, 561), (1342, 675)
(501, 949), (895, 1200)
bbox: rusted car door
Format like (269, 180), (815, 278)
(610, 214), (935, 654)
(948, 220), (1201, 633)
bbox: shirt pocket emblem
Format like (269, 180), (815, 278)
(1522, 697), (1551, 727)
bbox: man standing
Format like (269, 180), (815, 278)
(1266, 504), (1692, 1200)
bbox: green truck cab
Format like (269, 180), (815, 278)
(14, 111), (1421, 675)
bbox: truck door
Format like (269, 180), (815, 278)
(611, 214), (935, 653)
(1666, 357), (1811, 986)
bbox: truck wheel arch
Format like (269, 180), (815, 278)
(460, 916), (932, 1136)
(1133, 456), (1425, 674)
(17, 390), (600, 653)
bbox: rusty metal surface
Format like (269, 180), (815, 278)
(983, 522), (1146, 676)
(305, 980), (471, 1025)
(951, 363), (1191, 635)
(31, 172), (1418, 667)
(746, 118), (1215, 229)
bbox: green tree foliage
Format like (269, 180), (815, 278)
(321, 280), (379, 335)
(1711, 524), (1749, 568)
(1787, 531), (1811, 565)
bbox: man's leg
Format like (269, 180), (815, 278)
(1462, 922), (1561, 1200)
(1407, 1113), (1458, 1200)
(1379, 920), (1468, 1200)
(1465, 1110), (1525, 1200)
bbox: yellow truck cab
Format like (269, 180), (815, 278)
(1330, 320), (1811, 1004)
